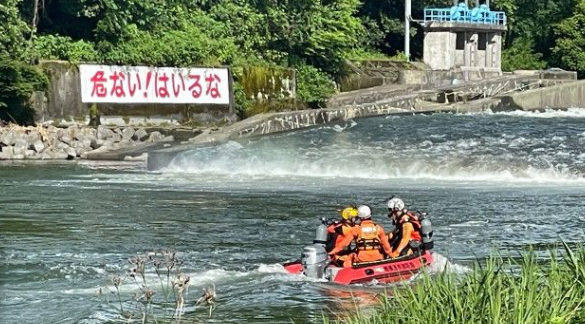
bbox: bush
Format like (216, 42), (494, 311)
(233, 81), (251, 119)
(295, 65), (336, 108)
(0, 59), (48, 125)
(327, 243), (585, 324)
(33, 35), (99, 63)
(502, 38), (547, 72)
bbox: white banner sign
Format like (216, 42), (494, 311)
(79, 64), (230, 105)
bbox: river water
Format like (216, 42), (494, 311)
(2, 109), (585, 323)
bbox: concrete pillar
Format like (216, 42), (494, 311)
(405, 0), (411, 60)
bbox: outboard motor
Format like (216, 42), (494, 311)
(301, 223), (330, 279)
(313, 222), (328, 245)
(420, 213), (434, 250)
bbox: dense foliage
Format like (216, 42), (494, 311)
(328, 244), (585, 324)
(0, 59), (48, 125)
(1, 0), (585, 120)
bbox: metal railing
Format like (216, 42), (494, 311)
(424, 6), (507, 25)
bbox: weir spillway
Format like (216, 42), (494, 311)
(146, 75), (585, 171)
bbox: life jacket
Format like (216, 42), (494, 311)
(390, 212), (422, 249)
(326, 221), (352, 252)
(355, 221), (382, 251)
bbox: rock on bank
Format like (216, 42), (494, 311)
(0, 125), (173, 161)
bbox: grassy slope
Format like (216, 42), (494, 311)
(327, 243), (585, 324)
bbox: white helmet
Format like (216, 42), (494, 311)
(357, 205), (372, 219)
(387, 198), (405, 211)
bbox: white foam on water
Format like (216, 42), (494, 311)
(167, 151), (585, 184)
(450, 220), (489, 228)
(257, 263), (288, 274)
(426, 253), (470, 275)
(479, 108), (585, 118)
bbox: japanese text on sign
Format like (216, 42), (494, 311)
(79, 65), (230, 105)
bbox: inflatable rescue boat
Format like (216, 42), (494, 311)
(283, 217), (434, 285)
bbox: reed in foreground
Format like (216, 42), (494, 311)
(327, 243), (585, 324)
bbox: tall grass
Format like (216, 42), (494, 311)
(327, 243), (585, 324)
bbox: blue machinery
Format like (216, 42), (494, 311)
(424, 3), (507, 25)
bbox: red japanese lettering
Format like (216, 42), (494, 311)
(188, 74), (202, 98)
(156, 73), (170, 98)
(90, 71), (108, 98)
(171, 73), (186, 97)
(109, 71), (126, 98)
(144, 71), (153, 98)
(205, 74), (221, 99)
(127, 72), (142, 97)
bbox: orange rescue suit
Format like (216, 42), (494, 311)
(329, 219), (392, 267)
(389, 213), (422, 258)
(327, 222), (354, 248)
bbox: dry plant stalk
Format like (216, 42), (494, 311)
(96, 250), (216, 323)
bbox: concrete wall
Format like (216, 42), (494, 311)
(423, 22), (505, 71)
(424, 31), (455, 70)
(500, 80), (585, 110)
(35, 61), (235, 126)
(38, 61), (87, 123)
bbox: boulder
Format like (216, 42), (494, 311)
(24, 149), (37, 159)
(59, 133), (73, 145)
(42, 148), (69, 160)
(148, 131), (164, 142)
(1, 130), (14, 146)
(26, 132), (41, 144)
(119, 139), (135, 148)
(56, 142), (70, 150)
(13, 145), (27, 157)
(97, 126), (114, 140)
(0, 146), (14, 160)
(122, 127), (135, 141)
(134, 128), (148, 141)
(13, 135), (28, 148)
(100, 140), (114, 150)
(111, 133), (122, 143)
(65, 147), (77, 159)
(161, 135), (174, 142)
(31, 139), (45, 153)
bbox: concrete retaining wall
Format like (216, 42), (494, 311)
(34, 61), (299, 126)
(500, 80), (585, 110)
(35, 61), (235, 126)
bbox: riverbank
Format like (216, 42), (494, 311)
(0, 124), (174, 161)
(327, 244), (585, 324)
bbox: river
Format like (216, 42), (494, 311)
(2, 109), (585, 323)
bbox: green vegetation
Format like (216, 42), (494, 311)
(0, 59), (48, 125)
(326, 243), (585, 324)
(2, 0), (585, 122)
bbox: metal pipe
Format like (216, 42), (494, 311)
(404, 0), (411, 59)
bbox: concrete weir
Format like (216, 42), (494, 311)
(147, 76), (585, 171)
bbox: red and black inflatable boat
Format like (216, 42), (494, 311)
(282, 216), (434, 285)
(283, 250), (433, 285)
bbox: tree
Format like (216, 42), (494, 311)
(552, 0), (585, 74)
(0, 0), (29, 60)
(502, 37), (546, 71)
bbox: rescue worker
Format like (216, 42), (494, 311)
(328, 205), (392, 268)
(326, 206), (358, 266)
(386, 197), (423, 258)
